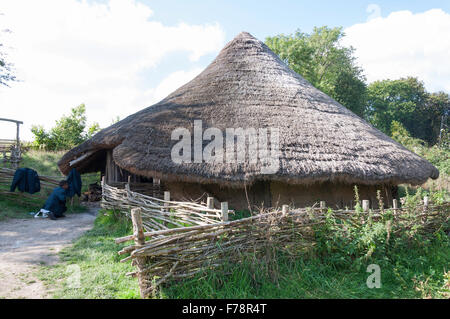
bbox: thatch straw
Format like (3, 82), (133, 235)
(58, 32), (439, 187)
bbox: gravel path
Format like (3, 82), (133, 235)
(0, 210), (96, 299)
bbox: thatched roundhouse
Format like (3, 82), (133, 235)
(58, 32), (439, 210)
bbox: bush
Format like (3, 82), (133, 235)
(31, 104), (100, 151)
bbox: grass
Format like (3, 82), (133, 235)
(159, 240), (449, 299)
(0, 149), (100, 221)
(37, 211), (140, 299)
(37, 208), (450, 299)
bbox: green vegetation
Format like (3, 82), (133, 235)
(37, 211), (139, 299)
(0, 150), (97, 221)
(39, 188), (449, 299)
(31, 104), (100, 151)
(265, 29), (450, 152)
(266, 26), (367, 117)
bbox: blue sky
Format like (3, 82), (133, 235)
(134, 0), (450, 89)
(1, 0), (450, 140)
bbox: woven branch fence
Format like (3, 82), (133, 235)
(102, 180), (233, 231)
(0, 167), (59, 198)
(109, 182), (450, 298)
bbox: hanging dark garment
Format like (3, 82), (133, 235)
(9, 168), (41, 194)
(66, 168), (82, 197)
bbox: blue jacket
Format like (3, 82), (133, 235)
(10, 168), (41, 194)
(66, 168), (82, 197)
(43, 187), (67, 216)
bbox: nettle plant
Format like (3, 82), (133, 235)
(311, 186), (448, 271)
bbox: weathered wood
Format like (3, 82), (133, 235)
(221, 202), (228, 222)
(116, 199), (450, 294)
(320, 201), (326, 213)
(282, 205), (289, 215)
(131, 208), (147, 298)
(362, 200), (370, 212)
(69, 151), (95, 167)
(164, 191), (170, 212)
(393, 199), (398, 210)
(207, 197), (214, 210)
(0, 118), (23, 124)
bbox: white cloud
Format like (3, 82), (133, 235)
(343, 9), (450, 93)
(0, 0), (225, 140)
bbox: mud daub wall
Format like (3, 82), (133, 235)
(163, 180), (395, 210)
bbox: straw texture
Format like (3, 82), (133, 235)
(58, 32), (439, 186)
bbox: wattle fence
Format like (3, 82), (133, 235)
(105, 182), (450, 298)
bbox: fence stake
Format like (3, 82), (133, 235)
(221, 202), (228, 222)
(130, 208), (147, 298)
(320, 201), (326, 213)
(207, 197), (214, 209)
(423, 196), (429, 211)
(282, 205), (289, 215)
(164, 191), (170, 212)
(362, 200), (370, 212)
(393, 199), (398, 218)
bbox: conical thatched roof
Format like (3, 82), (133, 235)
(58, 32), (439, 186)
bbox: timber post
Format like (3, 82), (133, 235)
(221, 202), (228, 222)
(320, 201), (326, 214)
(207, 197), (214, 210)
(131, 208), (147, 298)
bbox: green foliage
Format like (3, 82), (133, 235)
(366, 77), (449, 145)
(390, 120), (450, 176)
(31, 104), (101, 151)
(265, 26), (367, 116)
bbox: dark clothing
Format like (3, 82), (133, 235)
(10, 168), (41, 194)
(43, 187), (67, 217)
(66, 168), (82, 198)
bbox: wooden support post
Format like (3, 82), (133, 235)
(320, 201), (326, 213)
(282, 205), (289, 215)
(362, 200), (370, 212)
(221, 202), (228, 222)
(130, 208), (147, 298)
(393, 199), (398, 218)
(423, 196), (429, 211)
(207, 197), (214, 210)
(164, 191), (170, 212)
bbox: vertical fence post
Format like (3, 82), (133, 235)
(393, 198), (398, 218)
(164, 191), (170, 212)
(423, 196), (429, 212)
(131, 208), (147, 298)
(362, 200), (370, 224)
(221, 202), (228, 222)
(320, 201), (326, 214)
(207, 197), (214, 210)
(362, 200), (370, 212)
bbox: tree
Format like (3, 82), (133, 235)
(265, 26), (367, 116)
(31, 104), (101, 150)
(366, 77), (449, 145)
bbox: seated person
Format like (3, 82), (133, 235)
(43, 180), (69, 220)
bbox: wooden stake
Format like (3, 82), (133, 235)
(131, 208), (147, 298)
(207, 197), (214, 210)
(393, 199), (398, 218)
(362, 200), (370, 212)
(282, 205), (289, 215)
(221, 202), (228, 222)
(320, 201), (326, 213)
(164, 191), (170, 212)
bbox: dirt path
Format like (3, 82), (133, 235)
(0, 210), (96, 299)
